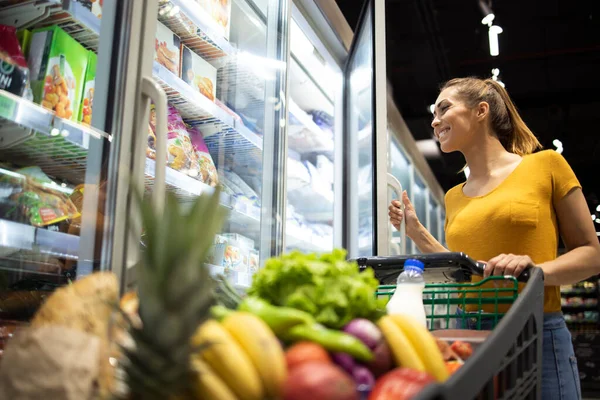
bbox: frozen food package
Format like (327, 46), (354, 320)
(0, 25), (30, 97)
(186, 124), (219, 186)
(16, 29), (32, 59)
(194, 0), (232, 40)
(28, 26), (88, 121)
(75, 0), (103, 18)
(146, 123), (157, 160)
(180, 45), (217, 102)
(165, 106), (196, 173)
(155, 22), (180, 75)
(78, 51), (96, 125)
(0, 166), (80, 228)
(221, 170), (259, 203)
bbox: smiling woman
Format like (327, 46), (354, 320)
(389, 77), (600, 400)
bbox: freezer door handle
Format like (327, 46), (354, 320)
(387, 173), (406, 255)
(141, 76), (167, 212)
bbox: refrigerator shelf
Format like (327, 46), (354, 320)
(0, 0), (101, 50)
(286, 225), (330, 252)
(0, 90), (109, 184)
(160, 0), (236, 62)
(0, 219), (79, 262)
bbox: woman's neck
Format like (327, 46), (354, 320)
(462, 132), (520, 180)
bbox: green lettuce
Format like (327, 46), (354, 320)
(248, 249), (384, 329)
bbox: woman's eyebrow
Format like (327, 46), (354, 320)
(432, 99), (448, 116)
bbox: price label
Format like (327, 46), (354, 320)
(0, 94), (16, 120)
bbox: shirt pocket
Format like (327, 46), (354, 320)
(510, 200), (539, 227)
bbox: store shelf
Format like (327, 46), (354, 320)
(160, 0), (236, 62)
(0, 219), (79, 262)
(0, 90), (109, 184)
(288, 100), (334, 156)
(563, 304), (598, 311)
(0, 0), (101, 50)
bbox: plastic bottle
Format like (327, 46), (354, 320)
(386, 259), (427, 327)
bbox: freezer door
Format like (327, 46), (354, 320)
(343, 0), (388, 258)
(0, 0), (149, 320)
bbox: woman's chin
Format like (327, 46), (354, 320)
(439, 141), (455, 153)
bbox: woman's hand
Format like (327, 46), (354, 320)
(388, 190), (421, 238)
(484, 254), (535, 278)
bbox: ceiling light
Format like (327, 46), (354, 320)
(479, 0), (495, 26)
(592, 214), (596, 221)
(464, 166), (471, 179)
(416, 139), (441, 158)
(488, 25), (503, 56)
(429, 104), (435, 114)
(596, 205), (600, 212)
(553, 139), (563, 148)
(492, 68), (500, 77)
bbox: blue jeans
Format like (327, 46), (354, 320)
(456, 310), (581, 400)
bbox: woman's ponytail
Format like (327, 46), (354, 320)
(441, 77), (542, 156)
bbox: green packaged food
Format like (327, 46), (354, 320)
(78, 51), (96, 125)
(27, 25), (88, 121)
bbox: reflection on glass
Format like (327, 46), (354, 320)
(285, 17), (339, 253)
(348, 6), (373, 257)
(389, 138), (412, 254)
(413, 175), (428, 253)
(429, 199), (439, 242)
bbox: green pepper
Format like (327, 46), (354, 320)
(282, 323), (373, 362)
(210, 305), (234, 321)
(238, 296), (314, 335)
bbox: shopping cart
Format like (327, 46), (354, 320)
(357, 253), (545, 400)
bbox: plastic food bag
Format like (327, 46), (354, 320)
(0, 25), (30, 97)
(186, 124), (218, 187)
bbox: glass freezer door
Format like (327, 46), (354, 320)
(344, 0), (388, 258)
(0, 1), (146, 320)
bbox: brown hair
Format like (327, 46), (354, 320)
(441, 77), (542, 155)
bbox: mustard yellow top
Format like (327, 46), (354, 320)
(444, 150), (581, 313)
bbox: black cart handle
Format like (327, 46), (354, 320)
(354, 252), (535, 283)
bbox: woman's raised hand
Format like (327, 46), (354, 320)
(388, 190), (421, 238)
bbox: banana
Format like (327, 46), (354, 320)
(389, 314), (449, 382)
(191, 320), (264, 400)
(190, 358), (238, 400)
(221, 312), (287, 399)
(377, 315), (426, 372)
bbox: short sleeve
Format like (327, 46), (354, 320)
(546, 151), (581, 204)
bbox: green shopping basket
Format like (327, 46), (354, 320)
(356, 253), (545, 400)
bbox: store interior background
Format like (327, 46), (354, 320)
(336, 0), (600, 396)
(338, 0), (600, 211)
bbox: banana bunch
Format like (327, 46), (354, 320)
(377, 315), (449, 382)
(191, 311), (287, 400)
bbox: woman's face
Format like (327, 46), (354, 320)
(431, 87), (480, 153)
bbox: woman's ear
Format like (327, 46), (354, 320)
(476, 101), (490, 121)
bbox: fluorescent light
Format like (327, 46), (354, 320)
(596, 205), (600, 212)
(482, 13), (495, 26)
(592, 214), (596, 221)
(479, 0), (495, 26)
(553, 139), (562, 148)
(416, 139), (441, 158)
(488, 25), (503, 56)
(492, 68), (500, 77)
(429, 104), (435, 114)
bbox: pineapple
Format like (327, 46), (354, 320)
(119, 188), (227, 400)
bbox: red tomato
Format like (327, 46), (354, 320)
(285, 341), (331, 371)
(369, 368), (435, 400)
(283, 361), (357, 400)
(451, 341), (473, 360)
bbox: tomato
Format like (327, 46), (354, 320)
(285, 341), (332, 371)
(368, 368), (435, 400)
(451, 341), (473, 360)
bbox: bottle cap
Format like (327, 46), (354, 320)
(404, 259), (424, 273)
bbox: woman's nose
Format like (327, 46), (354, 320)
(431, 116), (440, 128)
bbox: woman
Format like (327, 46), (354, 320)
(388, 77), (600, 400)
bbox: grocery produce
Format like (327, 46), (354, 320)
(388, 314), (449, 382)
(221, 312), (287, 398)
(286, 341), (332, 370)
(282, 323), (373, 362)
(191, 320), (264, 400)
(190, 358), (237, 400)
(351, 365), (375, 388)
(342, 318), (382, 350)
(368, 368), (436, 400)
(377, 316), (426, 372)
(248, 249), (383, 329)
(445, 361), (462, 375)
(283, 361), (358, 400)
(331, 352), (356, 374)
(118, 188), (227, 400)
(238, 296), (314, 335)
(451, 340), (474, 360)
(366, 340), (394, 378)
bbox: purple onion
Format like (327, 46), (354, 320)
(331, 352), (356, 374)
(343, 319), (383, 350)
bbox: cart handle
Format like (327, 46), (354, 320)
(353, 252), (539, 283)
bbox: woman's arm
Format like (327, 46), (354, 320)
(389, 191), (448, 254)
(539, 187), (600, 286)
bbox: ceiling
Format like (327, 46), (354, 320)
(336, 0), (600, 215)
